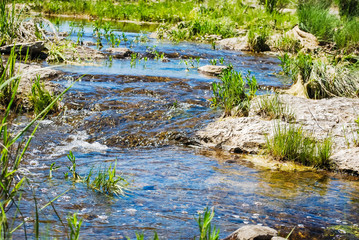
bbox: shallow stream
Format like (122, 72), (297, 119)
(12, 19), (359, 239)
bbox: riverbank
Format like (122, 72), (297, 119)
(196, 94), (359, 174)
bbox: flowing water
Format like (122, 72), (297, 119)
(11, 19), (359, 239)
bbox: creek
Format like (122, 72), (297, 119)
(12, 19), (359, 239)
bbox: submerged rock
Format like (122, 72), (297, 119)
(198, 65), (228, 76)
(222, 225), (278, 240)
(104, 47), (133, 59)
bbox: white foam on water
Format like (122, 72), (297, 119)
(51, 131), (108, 155)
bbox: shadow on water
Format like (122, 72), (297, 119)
(11, 18), (359, 239)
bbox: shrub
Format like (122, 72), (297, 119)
(266, 123), (333, 169)
(211, 69), (257, 117)
(297, 1), (339, 42)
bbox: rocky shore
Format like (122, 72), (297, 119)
(196, 94), (359, 174)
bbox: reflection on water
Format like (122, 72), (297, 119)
(11, 18), (359, 239)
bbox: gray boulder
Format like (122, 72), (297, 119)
(198, 65), (227, 76)
(222, 225), (278, 240)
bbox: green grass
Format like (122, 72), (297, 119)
(334, 18), (359, 51)
(29, 75), (59, 115)
(211, 68), (257, 117)
(0, 47), (79, 238)
(266, 123), (333, 169)
(256, 94), (295, 121)
(247, 25), (270, 52)
(297, 2), (339, 43)
(65, 151), (128, 197)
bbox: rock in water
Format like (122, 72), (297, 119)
(104, 48), (133, 59)
(198, 65), (228, 76)
(0, 41), (45, 56)
(222, 225), (278, 240)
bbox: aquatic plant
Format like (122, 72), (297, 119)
(88, 161), (128, 197)
(266, 123), (333, 169)
(196, 207), (219, 240)
(65, 152), (128, 197)
(30, 75), (59, 115)
(211, 69), (257, 117)
(67, 212), (82, 240)
(256, 94), (294, 121)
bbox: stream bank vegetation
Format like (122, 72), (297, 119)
(266, 123), (333, 169)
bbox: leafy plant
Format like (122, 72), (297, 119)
(67, 212), (82, 240)
(211, 69), (257, 117)
(196, 207), (219, 240)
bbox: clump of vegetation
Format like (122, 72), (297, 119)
(65, 151), (128, 197)
(247, 25), (270, 52)
(334, 19), (359, 51)
(67, 212), (83, 240)
(266, 123), (333, 169)
(274, 34), (302, 53)
(256, 94), (295, 121)
(336, 0), (359, 18)
(29, 75), (59, 115)
(0, 46), (20, 108)
(279, 52), (359, 98)
(196, 207), (220, 240)
(297, 0), (339, 43)
(0, 47), (79, 238)
(211, 69), (257, 117)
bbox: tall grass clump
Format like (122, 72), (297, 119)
(0, 0), (20, 45)
(0, 47), (20, 108)
(297, 0), (339, 43)
(29, 75), (59, 115)
(211, 68), (257, 117)
(336, 0), (359, 18)
(256, 94), (294, 121)
(259, 0), (291, 13)
(334, 19), (359, 50)
(266, 124), (333, 169)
